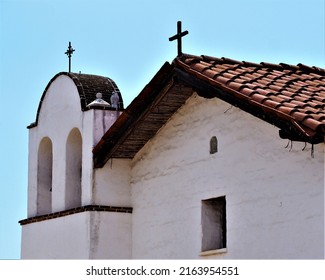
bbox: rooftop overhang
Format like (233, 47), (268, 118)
(93, 62), (194, 167)
(174, 67), (324, 145)
(93, 55), (325, 168)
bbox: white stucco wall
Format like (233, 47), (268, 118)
(88, 211), (132, 259)
(21, 211), (132, 259)
(21, 213), (90, 259)
(94, 159), (131, 206)
(130, 93), (324, 259)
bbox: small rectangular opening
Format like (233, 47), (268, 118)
(201, 196), (226, 252)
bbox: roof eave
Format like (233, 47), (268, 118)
(174, 66), (323, 144)
(173, 57), (324, 144)
(93, 62), (175, 168)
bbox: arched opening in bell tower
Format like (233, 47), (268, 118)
(65, 128), (82, 209)
(37, 137), (53, 215)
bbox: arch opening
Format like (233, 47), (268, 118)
(65, 128), (82, 209)
(37, 137), (53, 215)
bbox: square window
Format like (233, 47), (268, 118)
(201, 196), (226, 252)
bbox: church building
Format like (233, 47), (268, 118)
(20, 50), (324, 259)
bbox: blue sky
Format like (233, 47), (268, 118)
(0, 0), (324, 259)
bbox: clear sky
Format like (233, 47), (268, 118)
(0, 0), (324, 259)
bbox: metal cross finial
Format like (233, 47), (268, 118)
(169, 21), (189, 56)
(65, 41), (75, 72)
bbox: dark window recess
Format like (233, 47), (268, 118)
(201, 196), (226, 251)
(210, 136), (218, 154)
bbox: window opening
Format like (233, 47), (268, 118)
(201, 196), (226, 251)
(210, 136), (218, 154)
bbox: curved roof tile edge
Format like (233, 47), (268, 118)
(173, 54), (325, 143)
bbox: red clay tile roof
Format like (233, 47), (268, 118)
(174, 54), (325, 143)
(93, 54), (324, 167)
(28, 72), (123, 128)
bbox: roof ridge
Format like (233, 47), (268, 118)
(179, 54), (325, 74)
(297, 63), (325, 75)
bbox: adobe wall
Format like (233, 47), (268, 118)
(93, 158), (131, 206)
(130, 93), (324, 259)
(21, 211), (132, 259)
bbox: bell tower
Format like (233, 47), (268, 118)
(20, 72), (132, 259)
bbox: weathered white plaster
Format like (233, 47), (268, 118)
(21, 213), (90, 259)
(88, 212), (132, 259)
(93, 110), (122, 146)
(94, 159), (131, 206)
(21, 212), (132, 259)
(130, 93), (324, 259)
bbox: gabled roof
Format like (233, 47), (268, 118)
(28, 72), (123, 128)
(93, 54), (325, 168)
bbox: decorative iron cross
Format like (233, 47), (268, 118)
(169, 21), (189, 56)
(65, 41), (75, 72)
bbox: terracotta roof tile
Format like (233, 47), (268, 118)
(174, 54), (325, 143)
(262, 99), (280, 109)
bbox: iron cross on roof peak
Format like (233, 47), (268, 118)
(169, 21), (189, 57)
(65, 41), (75, 72)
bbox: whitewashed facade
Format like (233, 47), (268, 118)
(130, 94), (324, 259)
